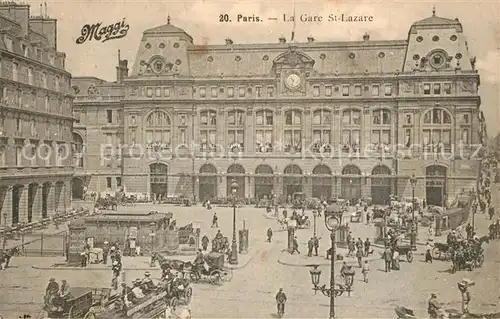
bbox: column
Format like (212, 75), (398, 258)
(275, 109), (282, 153)
(217, 110), (225, 153)
(248, 177), (255, 198)
(334, 110), (341, 150)
(246, 109), (254, 153)
(364, 177), (372, 199)
(1, 187), (13, 226)
(193, 177), (199, 200)
(331, 177), (336, 197)
(33, 185), (43, 222)
(18, 185), (28, 223)
(46, 182), (55, 214)
(60, 181), (67, 212)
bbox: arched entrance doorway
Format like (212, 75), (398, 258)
(73, 133), (84, 168)
(42, 182), (50, 219)
(72, 177), (84, 199)
(199, 164), (217, 201)
(11, 185), (22, 225)
(426, 165), (447, 206)
(341, 165), (361, 201)
(227, 164), (245, 198)
(283, 164), (303, 201)
(371, 165), (391, 205)
(312, 164), (332, 199)
(255, 165), (274, 200)
(27, 183), (38, 223)
(150, 163), (168, 199)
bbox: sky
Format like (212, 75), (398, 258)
(23, 0), (500, 135)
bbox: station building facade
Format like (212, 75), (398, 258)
(0, 3), (73, 226)
(72, 12), (482, 206)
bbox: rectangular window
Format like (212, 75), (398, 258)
(423, 83), (431, 95)
(227, 87), (234, 97)
(255, 86), (262, 98)
(238, 86), (245, 97)
(312, 85), (320, 97)
(267, 86), (274, 97)
(116, 177), (122, 187)
(131, 129), (136, 144)
(384, 84), (392, 96)
(443, 83), (451, 94)
(36, 48), (42, 61)
(284, 130), (302, 153)
(146, 87), (153, 97)
(179, 129), (186, 144)
(164, 88), (170, 97)
(227, 130), (244, 151)
(463, 114), (469, 124)
(433, 83), (441, 95)
(354, 85), (362, 96)
(4, 37), (12, 51)
(16, 147), (22, 166)
(16, 118), (21, 132)
(461, 129), (469, 144)
(55, 76), (60, 91)
(42, 73), (47, 88)
(325, 85), (332, 97)
(44, 96), (49, 112)
(155, 87), (161, 97)
(405, 129), (412, 147)
(28, 68), (33, 85)
(105, 133), (112, 145)
(49, 55), (54, 65)
(199, 87), (206, 98)
(106, 177), (112, 188)
(405, 113), (413, 125)
(106, 110), (113, 123)
(255, 130), (273, 152)
(211, 87), (218, 98)
(12, 63), (18, 82)
(342, 85), (349, 96)
(371, 85), (379, 96)
(200, 130), (216, 152)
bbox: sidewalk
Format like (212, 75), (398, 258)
(31, 248), (259, 271)
(278, 247), (383, 267)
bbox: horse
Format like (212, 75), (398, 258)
(0, 247), (19, 270)
(151, 252), (187, 273)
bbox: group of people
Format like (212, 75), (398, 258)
(43, 278), (72, 313)
(427, 279), (473, 318)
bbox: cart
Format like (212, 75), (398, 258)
(396, 243), (414, 262)
(187, 252), (233, 285)
(44, 287), (93, 318)
(432, 242), (452, 261)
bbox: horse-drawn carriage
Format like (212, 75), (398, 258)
(291, 192), (306, 209)
(395, 243), (414, 263)
(432, 242), (452, 261)
(186, 252), (233, 285)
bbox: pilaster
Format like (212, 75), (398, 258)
(18, 185), (28, 223)
(1, 187), (13, 226)
(46, 182), (55, 214)
(33, 185), (43, 221)
(246, 109), (254, 153)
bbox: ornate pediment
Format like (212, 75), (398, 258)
(272, 46), (315, 71)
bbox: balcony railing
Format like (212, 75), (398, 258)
(228, 143), (244, 153)
(311, 143), (331, 153)
(256, 142), (273, 153)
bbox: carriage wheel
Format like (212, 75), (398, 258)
(406, 250), (414, 263)
(170, 296), (179, 309)
(304, 220), (311, 229)
(209, 270), (222, 285)
(184, 286), (193, 303)
(82, 310), (96, 319)
(222, 269), (233, 282)
(432, 247), (441, 260)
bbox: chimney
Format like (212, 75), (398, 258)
(363, 33), (370, 41)
(279, 36), (286, 44)
(307, 36), (314, 43)
(225, 38), (233, 45)
(116, 51), (129, 83)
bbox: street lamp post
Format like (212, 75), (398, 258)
(409, 173), (418, 250)
(193, 220), (201, 249)
(149, 222), (156, 255)
(312, 210), (318, 237)
(308, 206), (343, 319)
(229, 180), (239, 265)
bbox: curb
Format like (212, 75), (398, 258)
(277, 251), (382, 267)
(32, 249), (261, 271)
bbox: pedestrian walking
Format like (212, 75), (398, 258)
(80, 252), (87, 267)
(313, 236), (319, 256)
(361, 260), (370, 283)
(211, 213), (218, 228)
(307, 238), (314, 257)
(291, 237), (300, 255)
(201, 235), (209, 251)
(347, 240), (355, 257)
(458, 280), (471, 314)
(356, 247), (363, 268)
(366, 210), (371, 225)
(267, 228), (273, 242)
(489, 206), (495, 220)
(102, 241), (109, 265)
(383, 245), (392, 272)
(364, 238), (371, 257)
(425, 242), (433, 263)
(392, 248), (400, 270)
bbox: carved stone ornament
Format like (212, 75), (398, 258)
(129, 87), (138, 96)
(247, 109), (253, 116)
(87, 83), (99, 97)
(460, 80), (474, 93)
(363, 109), (370, 114)
(401, 81), (413, 93)
(272, 47), (315, 71)
(178, 87), (187, 96)
(304, 108), (311, 115)
(218, 109), (225, 115)
(275, 109), (282, 115)
(333, 109), (340, 115)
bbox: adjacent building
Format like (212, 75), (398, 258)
(0, 2), (73, 226)
(73, 11), (482, 206)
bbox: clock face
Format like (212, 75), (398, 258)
(285, 73), (301, 88)
(326, 216), (339, 230)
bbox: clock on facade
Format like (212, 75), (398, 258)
(285, 73), (301, 89)
(429, 52), (447, 69)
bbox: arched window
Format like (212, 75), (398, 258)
(341, 109), (361, 153)
(200, 110), (217, 152)
(72, 133), (84, 168)
(284, 110), (302, 153)
(312, 109), (332, 153)
(227, 110), (245, 152)
(255, 110), (273, 153)
(145, 110), (171, 150)
(422, 108), (452, 151)
(371, 109), (391, 153)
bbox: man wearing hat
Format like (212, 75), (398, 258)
(458, 280), (471, 315)
(112, 261), (121, 278)
(141, 271), (156, 292)
(131, 279), (145, 300)
(275, 288), (287, 315)
(46, 278), (59, 295)
(102, 241), (110, 265)
(109, 246), (116, 264)
(427, 293), (441, 318)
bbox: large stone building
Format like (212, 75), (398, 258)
(73, 11), (482, 206)
(0, 2), (73, 226)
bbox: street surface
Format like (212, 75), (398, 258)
(0, 195), (498, 318)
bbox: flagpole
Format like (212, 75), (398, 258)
(291, 0), (296, 42)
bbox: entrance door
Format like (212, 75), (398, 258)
(341, 178), (361, 201)
(150, 163), (168, 198)
(371, 178), (391, 205)
(255, 176), (273, 200)
(72, 178), (84, 199)
(285, 184), (302, 200)
(312, 178), (332, 199)
(425, 165), (447, 207)
(199, 177), (217, 201)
